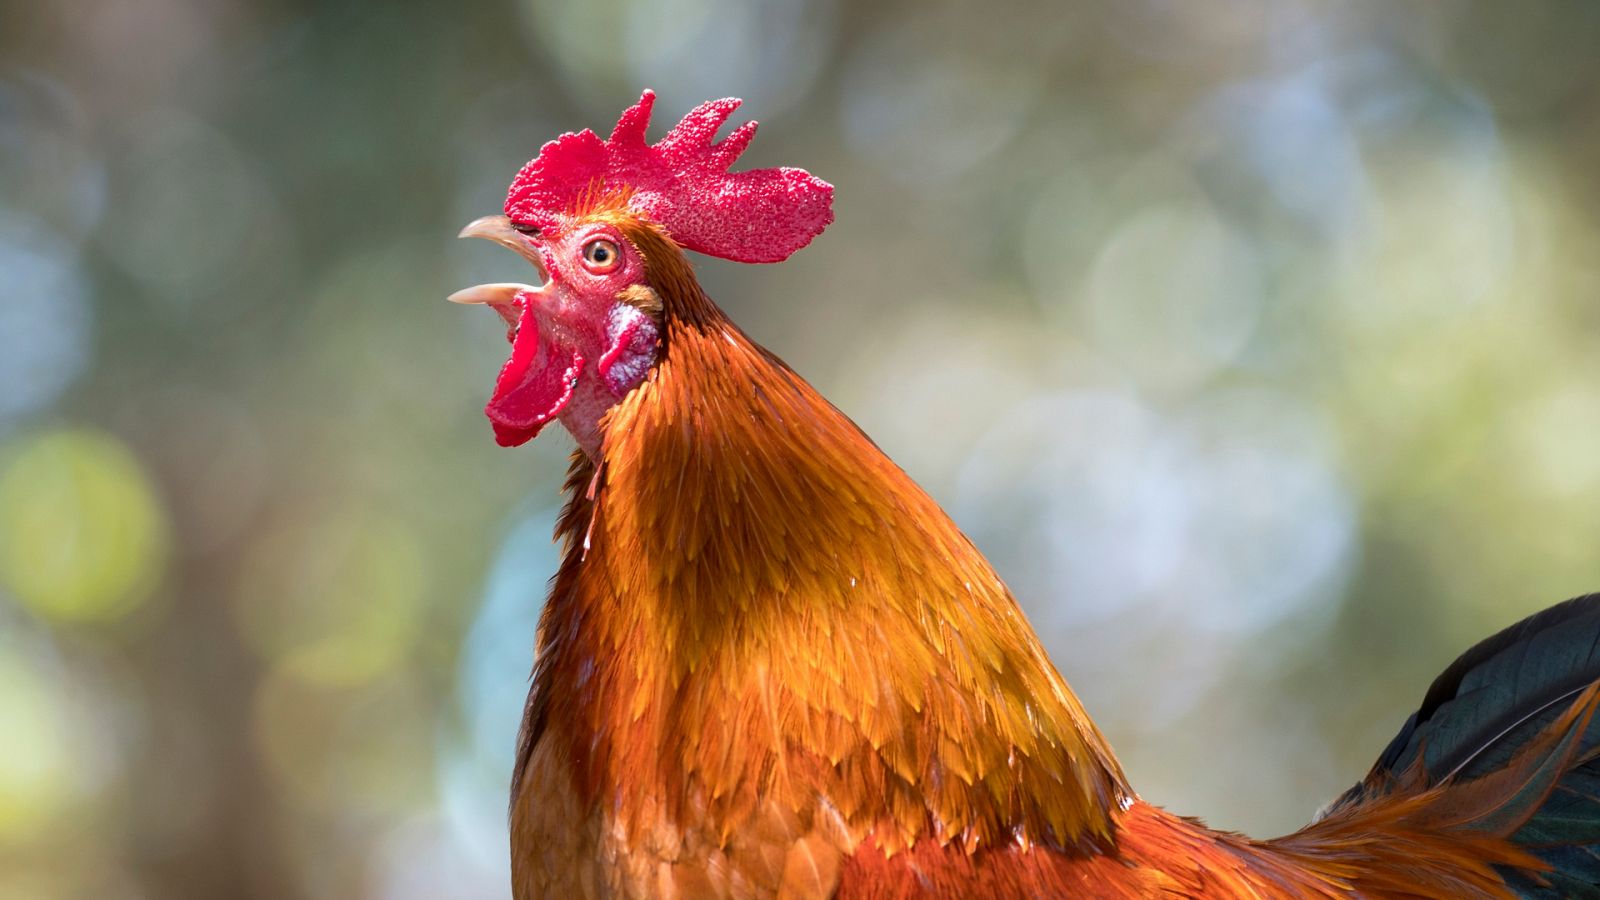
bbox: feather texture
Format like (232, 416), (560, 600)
(506, 211), (1600, 898)
(512, 219), (1130, 897)
(1322, 594), (1600, 897)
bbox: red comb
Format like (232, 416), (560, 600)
(504, 90), (834, 264)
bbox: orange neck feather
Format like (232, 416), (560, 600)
(528, 221), (1130, 854)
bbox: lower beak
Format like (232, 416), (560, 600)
(451, 215), (551, 329)
(447, 282), (539, 306)
(448, 282), (540, 331)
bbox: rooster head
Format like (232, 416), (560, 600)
(451, 90), (834, 453)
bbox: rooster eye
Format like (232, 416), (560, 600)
(581, 238), (622, 274)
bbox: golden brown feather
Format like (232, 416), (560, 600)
(505, 214), (1600, 898)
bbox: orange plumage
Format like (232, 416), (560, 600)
(453, 93), (1600, 899)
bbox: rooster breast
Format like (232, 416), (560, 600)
(512, 724), (854, 900)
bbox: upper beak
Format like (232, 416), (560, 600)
(449, 215), (549, 308)
(455, 215), (549, 278)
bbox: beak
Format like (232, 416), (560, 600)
(451, 215), (550, 327)
(456, 215), (550, 281)
(447, 282), (536, 306)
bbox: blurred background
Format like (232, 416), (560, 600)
(4, 0), (1600, 896)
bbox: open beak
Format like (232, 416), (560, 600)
(450, 214), (550, 328)
(451, 214), (580, 448)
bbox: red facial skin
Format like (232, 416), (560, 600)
(485, 222), (659, 453)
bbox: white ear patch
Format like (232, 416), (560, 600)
(597, 302), (661, 398)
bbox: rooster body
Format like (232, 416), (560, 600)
(453, 93), (1600, 899)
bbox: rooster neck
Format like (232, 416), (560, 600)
(525, 272), (1131, 855)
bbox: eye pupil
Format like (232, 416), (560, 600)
(583, 238), (620, 272)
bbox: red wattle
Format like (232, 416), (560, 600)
(486, 303), (584, 447)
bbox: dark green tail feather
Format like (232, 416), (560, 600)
(1326, 594), (1600, 898)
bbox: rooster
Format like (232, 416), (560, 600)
(450, 91), (1600, 899)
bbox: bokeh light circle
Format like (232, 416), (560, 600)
(0, 215), (92, 429)
(0, 429), (169, 625)
(232, 506), (430, 687)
